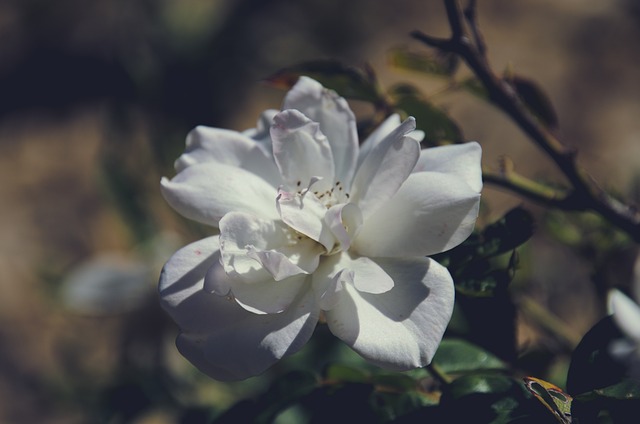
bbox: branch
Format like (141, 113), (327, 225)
(411, 1), (640, 242)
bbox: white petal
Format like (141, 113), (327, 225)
(325, 203), (363, 251)
(175, 126), (281, 186)
(242, 109), (279, 157)
(219, 212), (321, 283)
(283, 77), (358, 186)
(276, 190), (335, 252)
(610, 289), (640, 343)
(312, 252), (394, 301)
(175, 287), (319, 381)
(161, 162), (278, 227)
(159, 236), (232, 334)
(229, 273), (309, 315)
(353, 172), (481, 258)
(350, 118), (420, 218)
(316, 268), (350, 310)
(413, 142), (483, 192)
(324, 257), (454, 370)
(271, 109), (334, 193)
(357, 114), (423, 169)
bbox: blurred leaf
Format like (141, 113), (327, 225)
(523, 377), (572, 424)
(437, 373), (547, 423)
(389, 83), (463, 144)
(325, 364), (369, 384)
(576, 378), (640, 401)
(479, 207), (535, 257)
(504, 74), (559, 130)
(214, 370), (318, 423)
(372, 373), (418, 391)
(372, 390), (438, 422)
(458, 77), (489, 100)
(567, 316), (628, 396)
(265, 60), (381, 103)
(433, 339), (506, 374)
(388, 47), (459, 76)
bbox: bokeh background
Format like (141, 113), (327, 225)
(1, 0), (640, 422)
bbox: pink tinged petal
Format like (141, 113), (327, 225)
(353, 172), (481, 258)
(283, 77), (358, 186)
(350, 118), (421, 218)
(176, 126), (281, 187)
(610, 290), (640, 343)
(276, 190), (336, 252)
(270, 109), (335, 193)
(175, 286), (320, 381)
(219, 212), (321, 283)
(159, 236), (231, 334)
(161, 163), (278, 227)
(246, 246), (308, 281)
(324, 257), (455, 370)
(325, 203), (363, 251)
(413, 142), (483, 192)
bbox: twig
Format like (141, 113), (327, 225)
(411, 0), (640, 241)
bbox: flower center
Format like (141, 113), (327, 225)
(294, 179), (350, 208)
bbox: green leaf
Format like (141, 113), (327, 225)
(458, 77), (489, 101)
(388, 83), (463, 144)
(265, 60), (381, 103)
(439, 373), (547, 424)
(388, 47), (459, 76)
(433, 338), (506, 374)
(577, 378), (640, 401)
(324, 364), (369, 384)
(478, 207), (535, 257)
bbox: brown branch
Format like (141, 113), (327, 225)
(411, 0), (640, 242)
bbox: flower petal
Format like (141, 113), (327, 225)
(325, 203), (363, 252)
(271, 109), (334, 193)
(175, 287), (319, 381)
(610, 289), (640, 343)
(350, 118), (420, 218)
(283, 76), (358, 186)
(353, 172), (481, 257)
(324, 257), (454, 370)
(312, 252), (394, 300)
(276, 190), (335, 252)
(219, 212), (322, 282)
(161, 162), (278, 227)
(175, 125), (281, 186)
(413, 142), (483, 192)
(242, 108), (279, 158)
(159, 236), (231, 334)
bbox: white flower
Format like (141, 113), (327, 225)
(608, 255), (640, 376)
(159, 77), (482, 381)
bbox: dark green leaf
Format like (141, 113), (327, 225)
(479, 207), (535, 257)
(265, 60), (381, 103)
(433, 338), (506, 374)
(505, 74), (559, 130)
(324, 364), (369, 384)
(388, 83), (463, 144)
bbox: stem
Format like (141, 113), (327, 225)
(426, 362), (453, 386)
(411, 0), (640, 242)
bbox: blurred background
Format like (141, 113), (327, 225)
(1, 0), (640, 422)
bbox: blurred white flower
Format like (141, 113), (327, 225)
(159, 77), (482, 381)
(608, 254), (640, 377)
